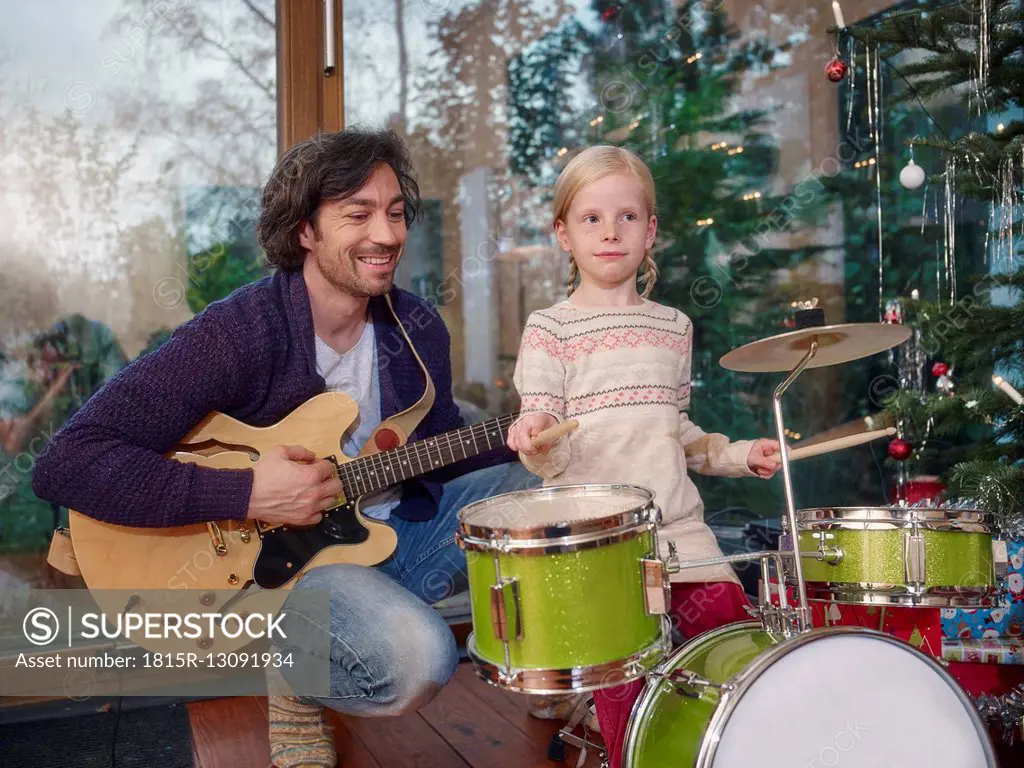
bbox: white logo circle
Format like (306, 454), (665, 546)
(23, 607), (60, 646)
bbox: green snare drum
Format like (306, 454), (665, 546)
(455, 484), (672, 694)
(622, 622), (996, 767)
(788, 506), (1001, 607)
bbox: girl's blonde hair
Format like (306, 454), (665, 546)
(553, 145), (659, 298)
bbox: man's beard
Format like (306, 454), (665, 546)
(316, 246), (400, 298)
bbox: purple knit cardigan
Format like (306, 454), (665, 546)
(31, 269), (514, 527)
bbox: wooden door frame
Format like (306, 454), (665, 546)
(277, 0), (345, 152)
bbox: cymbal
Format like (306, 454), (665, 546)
(719, 323), (912, 373)
(789, 411), (895, 451)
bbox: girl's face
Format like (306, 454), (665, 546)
(555, 172), (656, 293)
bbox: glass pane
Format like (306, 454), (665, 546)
(0, 0), (278, 578)
(342, 0), (996, 527)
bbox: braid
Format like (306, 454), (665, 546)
(639, 250), (659, 298)
(566, 256), (579, 297)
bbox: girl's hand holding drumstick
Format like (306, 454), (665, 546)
(769, 426), (897, 464)
(506, 414), (579, 455)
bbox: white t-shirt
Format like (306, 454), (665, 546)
(314, 321), (402, 521)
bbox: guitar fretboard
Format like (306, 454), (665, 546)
(336, 413), (520, 498)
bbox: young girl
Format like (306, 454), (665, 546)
(506, 145), (781, 768)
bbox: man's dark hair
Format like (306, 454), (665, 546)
(256, 126), (421, 270)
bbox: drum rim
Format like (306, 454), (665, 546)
(792, 505), (992, 530)
(700, 626), (998, 767)
(623, 623), (998, 767)
(455, 483), (658, 545)
(622, 620), (763, 767)
(458, 522), (655, 554)
(803, 582), (997, 607)
(466, 632), (669, 695)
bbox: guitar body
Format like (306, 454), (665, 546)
(67, 393), (401, 654)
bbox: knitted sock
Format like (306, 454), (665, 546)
(268, 695), (337, 768)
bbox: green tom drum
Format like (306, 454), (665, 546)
(788, 506), (1000, 607)
(456, 484), (671, 694)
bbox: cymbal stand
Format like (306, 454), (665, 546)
(773, 338), (817, 632)
(666, 547), (798, 637)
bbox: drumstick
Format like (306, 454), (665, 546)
(531, 419), (579, 447)
(786, 427), (896, 461)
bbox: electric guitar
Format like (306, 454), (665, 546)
(65, 392), (523, 654)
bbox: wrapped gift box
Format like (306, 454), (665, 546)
(941, 539), (1024, 640)
(942, 637), (1024, 665)
(767, 582), (944, 658)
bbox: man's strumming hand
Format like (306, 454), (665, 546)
(246, 445), (344, 526)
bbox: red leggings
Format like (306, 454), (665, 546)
(593, 581), (752, 768)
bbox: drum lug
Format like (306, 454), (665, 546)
(490, 577), (523, 642)
(651, 668), (732, 700)
(993, 539), (1009, 581)
(664, 540), (680, 574)
(808, 531), (844, 565)
(904, 532), (927, 586)
(642, 559), (671, 615)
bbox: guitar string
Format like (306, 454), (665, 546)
(336, 424), (511, 499)
(334, 415), (520, 497)
(336, 415), (519, 493)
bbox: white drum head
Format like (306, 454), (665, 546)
(711, 632), (993, 767)
(459, 484), (653, 530)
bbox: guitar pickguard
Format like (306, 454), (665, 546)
(251, 502), (373, 589)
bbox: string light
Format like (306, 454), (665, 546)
(997, 122), (1005, 133)
(741, 191), (762, 201)
(557, 147), (568, 157)
(726, 147), (744, 156)
(589, 116), (605, 127)
(853, 157), (877, 169)
(686, 52), (702, 64)
(710, 142), (729, 151)
(696, 217), (714, 226)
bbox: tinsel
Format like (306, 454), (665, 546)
(972, 0), (991, 116)
(943, 153), (959, 306)
(974, 684), (1024, 746)
(866, 43), (885, 320)
(845, 35), (856, 134)
(995, 154), (1019, 272)
(952, 477), (1024, 538)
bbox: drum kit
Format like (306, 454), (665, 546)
(455, 308), (1006, 767)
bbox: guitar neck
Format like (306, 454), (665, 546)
(336, 412), (520, 498)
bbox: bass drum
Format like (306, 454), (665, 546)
(622, 622), (996, 767)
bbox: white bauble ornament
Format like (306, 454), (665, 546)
(899, 159), (926, 189)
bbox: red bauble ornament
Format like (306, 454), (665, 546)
(825, 57), (848, 83)
(888, 438), (912, 461)
(932, 361), (950, 377)
(601, 5), (619, 21)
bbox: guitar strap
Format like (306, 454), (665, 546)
(47, 525), (81, 576)
(361, 292), (436, 452)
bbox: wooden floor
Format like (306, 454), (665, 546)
(186, 663), (602, 768)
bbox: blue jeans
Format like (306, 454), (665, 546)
(280, 461), (539, 716)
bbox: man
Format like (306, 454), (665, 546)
(31, 127), (539, 767)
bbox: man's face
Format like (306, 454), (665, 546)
(299, 163), (407, 298)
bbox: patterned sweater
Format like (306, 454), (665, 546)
(513, 298), (757, 584)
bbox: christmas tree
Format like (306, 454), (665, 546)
(836, 0), (1024, 531)
(883, 276), (1024, 530)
